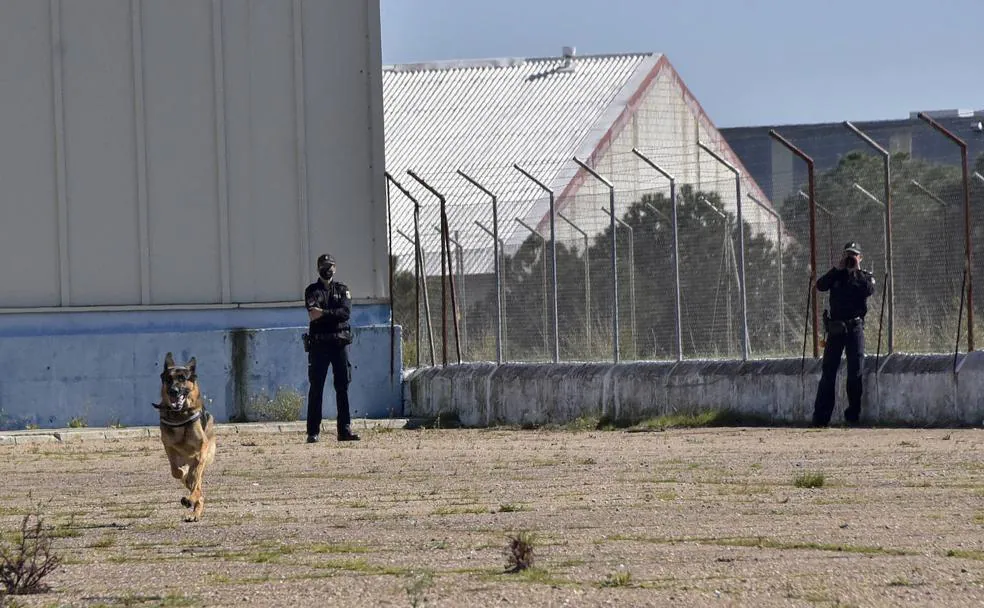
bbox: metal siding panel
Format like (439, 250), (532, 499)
(142, 0), (221, 304)
(0, 0), (61, 307)
(301, 0), (381, 300)
(223, 0), (300, 303)
(61, 0), (141, 306)
(383, 55), (655, 275)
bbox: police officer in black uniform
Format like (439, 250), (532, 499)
(812, 242), (876, 427)
(303, 253), (360, 443)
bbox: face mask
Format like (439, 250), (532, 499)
(318, 267), (334, 281)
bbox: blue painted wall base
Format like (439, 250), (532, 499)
(0, 305), (403, 430)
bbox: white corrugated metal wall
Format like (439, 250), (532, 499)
(0, 0), (387, 309)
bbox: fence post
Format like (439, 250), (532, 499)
(844, 122), (895, 354)
(558, 212), (591, 354)
(385, 177), (396, 381)
(386, 172), (437, 367)
(515, 218), (549, 359)
(632, 148), (683, 362)
(917, 112), (974, 352)
(748, 193), (785, 353)
(771, 131), (820, 358)
(406, 170), (463, 365)
(797, 190), (837, 267)
(573, 157), (620, 363)
(458, 170), (503, 365)
(697, 141), (750, 360)
(601, 207), (636, 358)
(433, 226), (468, 359)
(514, 164), (560, 363)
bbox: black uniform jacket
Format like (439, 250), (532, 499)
(816, 267), (876, 321)
(304, 280), (353, 345)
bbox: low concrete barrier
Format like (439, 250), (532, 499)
(405, 353), (984, 428)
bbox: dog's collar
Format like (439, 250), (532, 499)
(154, 405), (205, 428)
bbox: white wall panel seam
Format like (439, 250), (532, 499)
(131, 0), (151, 304)
(49, 0), (70, 306)
(211, 0), (231, 303)
(292, 0), (310, 292)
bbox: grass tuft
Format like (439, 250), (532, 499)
(793, 471), (825, 488)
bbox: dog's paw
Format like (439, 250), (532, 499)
(184, 514), (200, 523)
(180, 496), (192, 508)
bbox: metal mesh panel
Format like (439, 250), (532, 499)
(387, 123), (982, 367)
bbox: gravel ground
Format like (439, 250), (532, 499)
(1, 423), (983, 607)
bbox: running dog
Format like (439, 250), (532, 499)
(153, 352), (216, 522)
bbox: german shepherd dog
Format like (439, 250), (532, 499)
(153, 352), (217, 522)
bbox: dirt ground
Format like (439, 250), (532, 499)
(1, 423), (984, 607)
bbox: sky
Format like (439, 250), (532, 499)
(380, 0), (984, 128)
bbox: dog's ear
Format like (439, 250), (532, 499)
(164, 352), (175, 369)
(187, 357), (197, 379)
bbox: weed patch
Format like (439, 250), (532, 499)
(505, 531), (536, 573)
(0, 506), (62, 595)
(793, 471), (825, 488)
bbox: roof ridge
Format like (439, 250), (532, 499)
(383, 51), (659, 73)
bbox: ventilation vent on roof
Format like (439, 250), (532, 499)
(560, 46), (576, 72)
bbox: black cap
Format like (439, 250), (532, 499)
(317, 253), (336, 267)
(843, 242), (861, 255)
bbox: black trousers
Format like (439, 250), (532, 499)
(306, 345), (352, 437)
(813, 323), (865, 426)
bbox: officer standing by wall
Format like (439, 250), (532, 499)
(303, 254), (360, 443)
(812, 242), (876, 427)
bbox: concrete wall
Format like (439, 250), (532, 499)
(406, 354), (984, 428)
(0, 0), (387, 308)
(0, 305), (402, 430)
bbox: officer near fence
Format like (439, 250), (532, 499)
(303, 253), (360, 443)
(812, 242), (876, 427)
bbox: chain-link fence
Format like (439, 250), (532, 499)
(388, 124), (984, 369)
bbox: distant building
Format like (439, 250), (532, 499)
(721, 109), (984, 204)
(382, 49), (776, 276)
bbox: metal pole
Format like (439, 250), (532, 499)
(601, 207), (637, 358)
(573, 157), (620, 363)
(697, 141), (750, 360)
(633, 148), (683, 362)
(698, 194), (738, 352)
(844, 121), (894, 354)
(458, 170), (503, 365)
(396, 229), (434, 365)
(771, 130), (819, 358)
(798, 191), (836, 267)
(917, 112), (974, 352)
(514, 164), (560, 363)
(558, 212), (591, 352)
(515, 218), (549, 359)
(748, 193), (785, 353)
(474, 221), (502, 364)
(406, 170), (463, 364)
(434, 227), (468, 360)
(385, 177), (396, 382)
(387, 172), (434, 366)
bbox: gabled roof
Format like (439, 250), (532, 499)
(383, 52), (663, 273)
(382, 51), (777, 275)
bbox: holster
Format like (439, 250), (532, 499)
(302, 333), (311, 353)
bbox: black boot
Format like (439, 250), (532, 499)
(337, 425), (360, 442)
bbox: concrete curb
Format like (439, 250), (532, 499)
(0, 418), (411, 445)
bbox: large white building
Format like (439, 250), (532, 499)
(382, 48), (776, 276)
(0, 0), (395, 429)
